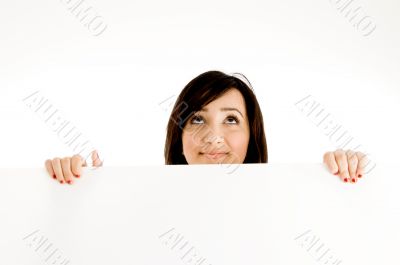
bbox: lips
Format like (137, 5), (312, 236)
(201, 152), (229, 159)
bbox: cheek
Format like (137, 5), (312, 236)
(226, 131), (250, 158)
(183, 126), (209, 151)
(182, 130), (202, 155)
(183, 135), (195, 151)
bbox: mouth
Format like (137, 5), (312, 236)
(200, 152), (229, 160)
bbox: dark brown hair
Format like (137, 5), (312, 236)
(164, 70), (268, 164)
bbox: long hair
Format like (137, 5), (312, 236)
(164, 70), (268, 164)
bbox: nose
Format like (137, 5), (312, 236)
(205, 134), (224, 144)
(203, 134), (225, 154)
(202, 125), (226, 152)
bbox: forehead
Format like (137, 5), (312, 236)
(200, 88), (247, 113)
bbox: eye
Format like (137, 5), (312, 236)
(190, 115), (204, 124)
(226, 115), (239, 124)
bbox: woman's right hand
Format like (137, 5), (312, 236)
(44, 150), (103, 184)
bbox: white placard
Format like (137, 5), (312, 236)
(0, 163), (398, 264)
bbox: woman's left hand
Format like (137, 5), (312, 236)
(323, 149), (367, 183)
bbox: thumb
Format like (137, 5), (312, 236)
(91, 150), (103, 167)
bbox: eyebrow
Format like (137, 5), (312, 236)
(199, 107), (244, 118)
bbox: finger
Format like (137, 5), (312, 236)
(91, 150), (103, 167)
(60, 157), (74, 185)
(334, 149), (350, 183)
(51, 158), (65, 184)
(71, 154), (84, 178)
(346, 150), (358, 183)
(355, 152), (368, 178)
(323, 152), (339, 175)
(45, 159), (56, 179)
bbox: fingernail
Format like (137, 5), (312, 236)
(53, 174), (56, 179)
(60, 180), (64, 184)
(67, 180), (72, 185)
(344, 178), (349, 182)
(358, 174), (362, 178)
(76, 175), (80, 178)
(351, 178), (356, 183)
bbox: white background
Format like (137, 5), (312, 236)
(1, 0), (399, 167)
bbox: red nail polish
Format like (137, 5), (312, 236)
(352, 178), (356, 183)
(67, 180), (72, 184)
(76, 175), (80, 178)
(358, 174), (362, 178)
(344, 178), (348, 182)
(53, 175), (56, 179)
(60, 180), (64, 184)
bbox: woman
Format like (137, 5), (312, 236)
(45, 71), (367, 184)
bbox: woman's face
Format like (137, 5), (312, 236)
(182, 88), (250, 164)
